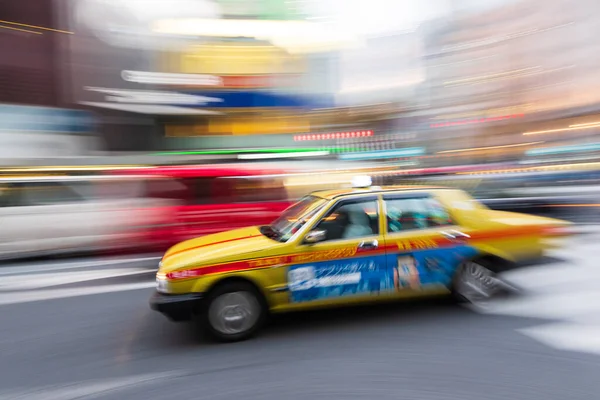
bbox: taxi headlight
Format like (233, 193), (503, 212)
(156, 272), (170, 294)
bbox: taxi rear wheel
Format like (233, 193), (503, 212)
(203, 282), (266, 342)
(451, 259), (501, 304)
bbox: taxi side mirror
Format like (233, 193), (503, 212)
(304, 229), (326, 244)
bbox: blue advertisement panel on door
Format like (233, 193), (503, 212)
(287, 243), (479, 303)
(288, 255), (391, 303)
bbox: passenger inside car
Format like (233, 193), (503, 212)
(315, 201), (378, 241)
(343, 205), (373, 239)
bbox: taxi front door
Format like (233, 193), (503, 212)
(286, 196), (390, 305)
(382, 194), (477, 292)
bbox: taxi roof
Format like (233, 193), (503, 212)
(311, 185), (448, 200)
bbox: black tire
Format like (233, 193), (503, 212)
(202, 281), (267, 342)
(451, 258), (502, 304)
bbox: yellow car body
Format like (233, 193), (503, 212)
(150, 186), (571, 340)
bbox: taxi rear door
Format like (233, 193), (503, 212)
(382, 193), (478, 291)
(286, 196), (389, 305)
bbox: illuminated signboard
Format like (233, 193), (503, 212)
(166, 115), (310, 136)
(159, 43), (306, 77)
(179, 90), (328, 108)
(340, 148), (425, 160)
(121, 70), (300, 89)
(294, 130), (374, 141)
(219, 75), (300, 88)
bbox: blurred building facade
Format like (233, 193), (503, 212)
(0, 0), (99, 160)
(0, 0), (60, 106)
(418, 0), (600, 165)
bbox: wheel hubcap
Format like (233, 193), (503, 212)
(457, 261), (498, 302)
(208, 291), (259, 335)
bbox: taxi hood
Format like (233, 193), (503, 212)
(160, 226), (281, 272)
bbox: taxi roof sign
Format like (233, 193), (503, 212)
(351, 175), (372, 188)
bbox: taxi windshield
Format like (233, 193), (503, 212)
(263, 195), (328, 242)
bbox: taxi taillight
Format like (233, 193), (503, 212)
(543, 226), (572, 237)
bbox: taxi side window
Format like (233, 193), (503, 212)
(385, 197), (453, 233)
(313, 199), (379, 241)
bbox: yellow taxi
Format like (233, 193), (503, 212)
(150, 177), (571, 342)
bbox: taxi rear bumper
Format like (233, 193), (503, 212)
(150, 291), (204, 322)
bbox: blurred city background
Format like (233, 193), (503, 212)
(1, 0), (600, 398)
(3, 0), (600, 258)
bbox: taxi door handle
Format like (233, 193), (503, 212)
(358, 240), (378, 251)
(440, 230), (470, 242)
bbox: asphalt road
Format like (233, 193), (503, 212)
(1, 238), (600, 399)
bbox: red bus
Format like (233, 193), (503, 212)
(111, 164), (293, 251)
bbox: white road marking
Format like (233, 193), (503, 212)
(473, 291), (600, 320)
(0, 371), (181, 400)
(0, 268), (156, 291)
(0, 255), (160, 305)
(0, 282), (156, 306)
(0, 256), (160, 276)
(499, 264), (600, 294)
(472, 226), (600, 355)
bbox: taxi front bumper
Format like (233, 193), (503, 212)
(149, 292), (204, 322)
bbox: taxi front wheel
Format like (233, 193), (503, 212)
(203, 282), (267, 342)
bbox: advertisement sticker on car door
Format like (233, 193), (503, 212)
(288, 254), (392, 303)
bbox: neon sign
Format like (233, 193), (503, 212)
(294, 130), (374, 141)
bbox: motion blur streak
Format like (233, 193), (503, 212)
(523, 125), (600, 135)
(0, 24), (42, 35)
(437, 142), (544, 154)
(0, 19), (74, 34)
